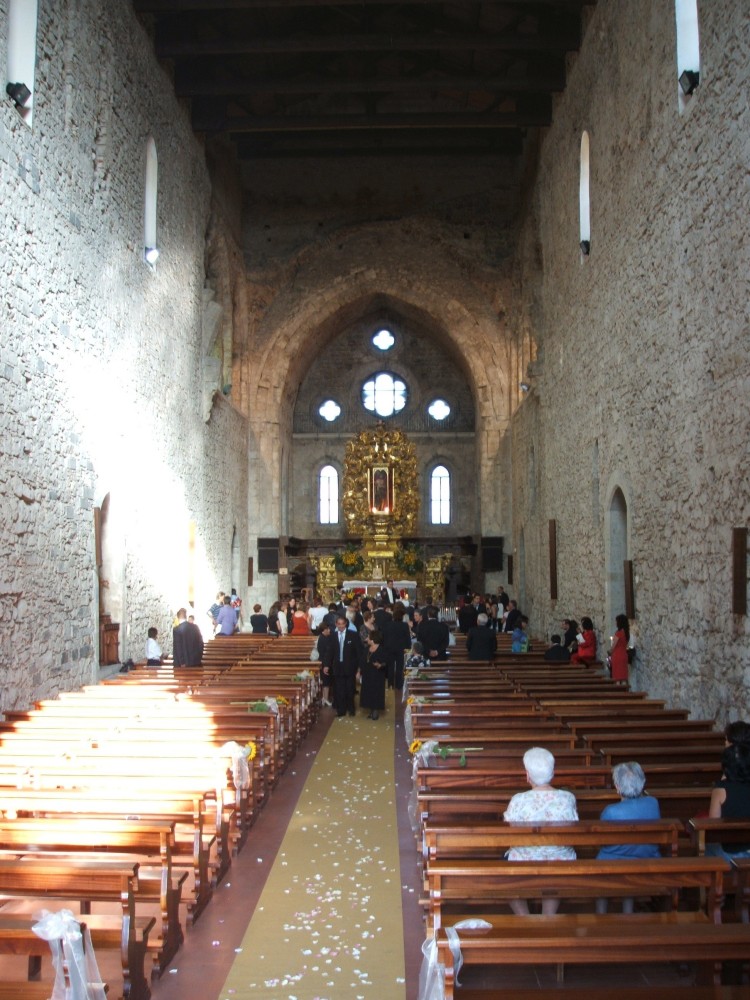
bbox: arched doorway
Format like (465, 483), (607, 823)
(607, 487), (629, 628)
(95, 493), (125, 666)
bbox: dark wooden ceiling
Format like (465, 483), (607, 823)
(133, 0), (594, 159)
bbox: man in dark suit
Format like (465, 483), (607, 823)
(323, 615), (366, 717)
(544, 634), (571, 662)
(380, 579), (398, 605)
(420, 606), (451, 661)
(172, 607), (204, 666)
(466, 613), (497, 661)
(457, 599), (478, 634)
(503, 599), (522, 633)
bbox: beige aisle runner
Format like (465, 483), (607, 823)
(220, 705), (407, 1000)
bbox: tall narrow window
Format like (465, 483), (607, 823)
(6, 0), (38, 125)
(430, 465), (450, 525)
(144, 137), (159, 267)
(675, 0), (700, 109)
(319, 465), (339, 524)
(579, 131), (591, 256)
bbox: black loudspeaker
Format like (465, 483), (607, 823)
(257, 538), (279, 574)
(481, 536), (504, 573)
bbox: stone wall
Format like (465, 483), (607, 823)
(0, 0), (248, 710)
(508, 0), (750, 722)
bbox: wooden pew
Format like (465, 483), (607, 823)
(0, 857), (149, 1000)
(429, 857), (750, 998)
(0, 817), (179, 979)
(417, 786), (712, 827)
(421, 818), (683, 898)
(0, 789), (209, 970)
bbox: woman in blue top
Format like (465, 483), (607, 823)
(596, 761), (660, 914)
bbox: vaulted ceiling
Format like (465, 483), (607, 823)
(133, 0), (594, 160)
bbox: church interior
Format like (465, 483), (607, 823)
(0, 0), (749, 997)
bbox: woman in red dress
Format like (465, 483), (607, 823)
(571, 616), (597, 664)
(289, 602), (311, 635)
(608, 614), (630, 683)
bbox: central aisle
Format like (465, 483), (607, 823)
(220, 708), (407, 999)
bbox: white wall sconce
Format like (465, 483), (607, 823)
(144, 245), (160, 266)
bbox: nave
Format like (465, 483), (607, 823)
(0, 633), (749, 1000)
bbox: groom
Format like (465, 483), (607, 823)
(324, 615), (366, 717)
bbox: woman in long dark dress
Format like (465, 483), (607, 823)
(360, 630), (387, 720)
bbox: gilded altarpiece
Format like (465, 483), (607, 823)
(311, 424), (452, 602)
(342, 423), (418, 548)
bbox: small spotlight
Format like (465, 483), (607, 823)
(580, 239), (591, 256)
(6, 82), (31, 108)
(679, 69), (700, 96)
(520, 382), (530, 393)
(144, 246), (160, 265)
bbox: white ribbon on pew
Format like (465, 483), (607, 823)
(408, 738), (439, 833)
(218, 740), (252, 790)
(264, 696), (280, 714)
(417, 919), (492, 1000)
(32, 907), (107, 1000)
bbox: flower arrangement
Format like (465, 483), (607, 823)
(249, 700), (269, 713)
(333, 544), (365, 575)
(394, 543), (424, 575)
(275, 695), (290, 707)
(409, 739), (423, 755)
(245, 740), (257, 761)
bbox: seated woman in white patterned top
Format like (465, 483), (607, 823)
(504, 746), (578, 915)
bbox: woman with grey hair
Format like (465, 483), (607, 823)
(504, 747), (578, 915)
(596, 761), (661, 913)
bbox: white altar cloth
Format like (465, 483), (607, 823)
(343, 580), (417, 594)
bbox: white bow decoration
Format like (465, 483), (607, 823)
(32, 908), (107, 1000)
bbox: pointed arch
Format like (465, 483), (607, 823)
(606, 485), (631, 630)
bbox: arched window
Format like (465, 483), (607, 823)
(6, 0), (38, 125)
(430, 465), (450, 525)
(144, 137), (159, 267)
(579, 131), (591, 256)
(675, 0), (701, 110)
(319, 465), (339, 524)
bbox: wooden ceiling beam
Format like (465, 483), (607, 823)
(138, 0), (591, 10)
(232, 130), (525, 158)
(195, 108), (551, 132)
(158, 31), (580, 58)
(174, 70), (565, 97)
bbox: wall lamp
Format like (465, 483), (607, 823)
(6, 82), (31, 108)
(679, 69), (700, 96)
(580, 239), (591, 256)
(144, 246), (160, 266)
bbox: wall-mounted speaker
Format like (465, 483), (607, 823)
(481, 536), (504, 572)
(257, 538), (279, 574)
